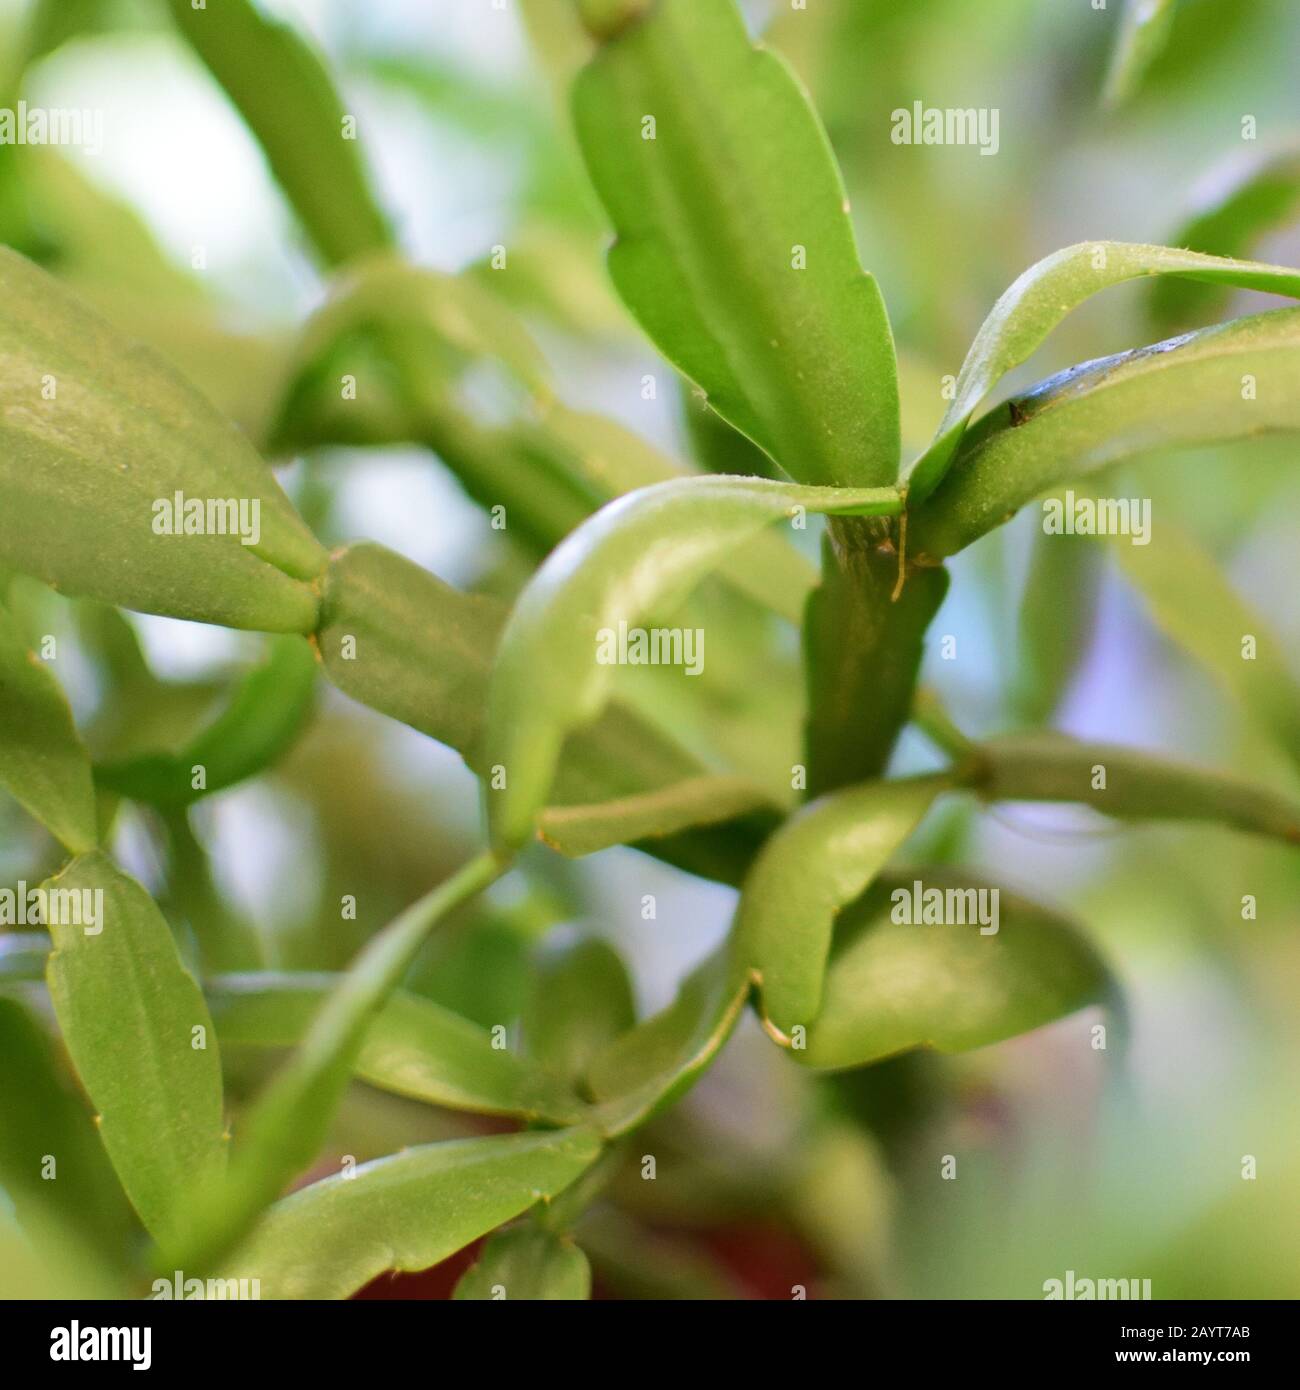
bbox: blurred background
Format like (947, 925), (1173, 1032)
(2, 0), (1299, 1297)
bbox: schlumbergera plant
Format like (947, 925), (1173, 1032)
(3, 0), (1300, 1302)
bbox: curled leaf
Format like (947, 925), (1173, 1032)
(735, 774), (950, 1039)
(905, 243), (1300, 504)
(910, 306), (1300, 559)
(485, 475), (902, 849)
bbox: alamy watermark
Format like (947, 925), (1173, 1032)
(152, 492), (262, 546)
(151, 1271), (261, 1300)
(891, 879), (1000, 935)
(1044, 1270), (1152, 1300)
(891, 101), (1000, 156)
(595, 620), (704, 676)
(0, 102), (103, 156)
(1042, 489), (1151, 545)
(50, 1322), (150, 1370)
(0, 881), (103, 935)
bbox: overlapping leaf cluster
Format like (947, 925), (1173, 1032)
(3, 0), (1300, 1299)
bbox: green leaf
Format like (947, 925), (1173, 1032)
(798, 871), (1116, 1069)
(177, 851), (505, 1271)
(680, 378), (781, 480)
(586, 945), (749, 1136)
(974, 732), (1300, 847)
(735, 774), (950, 1039)
(0, 1193), (129, 1300)
(453, 1223), (592, 1300)
(909, 306), (1300, 560)
(1102, 0), (1179, 109)
(522, 935), (636, 1084)
(0, 248), (325, 631)
(217, 1128), (602, 1300)
(163, 0), (393, 267)
(572, 0), (900, 486)
(485, 475), (902, 849)
(95, 635), (316, 807)
(1105, 519), (1300, 766)
(537, 402), (818, 622)
(208, 971), (583, 1123)
(0, 605), (97, 852)
(316, 541), (505, 756)
(1151, 148), (1300, 331)
(1013, 528), (1101, 725)
(316, 543), (774, 883)
(42, 851), (226, 1248)
(905, 243), (1300, 504)
(0, 994), (137, 1261)
(538, 773), (779, 858)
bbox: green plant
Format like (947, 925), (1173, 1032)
(3, 0), (1300, 1301)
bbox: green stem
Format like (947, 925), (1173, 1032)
(803, 521), (948, 797)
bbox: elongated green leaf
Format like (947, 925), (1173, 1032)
(572, 0), (900, 487)
(0, 606), (97, 852)
(0, 995), (137, 1261)
(1102, 0), (1178, 108)
(317, 541), (503, 756)
(317, 543), (774, 883)
(208, 971), (583, 1123)
(735, 774), (949, 1040)
(975, 732), (1300, 846)
(96, 635), (316, 807)
(1013, 528), (1101, 725)
(43, 852), (225, 1248)
(0, 248), (325, 631)
(800, 871), (1115, 1069)
(905, 244), (1300, 503)
(177, 851), (505, 1270)
(1151, 148), (1300, 331)
(522, 935), (636, 1085)
(218, 1128), (602, 1299)
(909, 306), (1300, 560)
(537, 402), (818, 622)
(1105, 520), (1300, 765)
(485, 475), (901, 849)
(586, 946), (749, 1136)
(538, 774), (779, 858)
(164, 0), (393, 267)
(454, 1224), (591, 1300)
